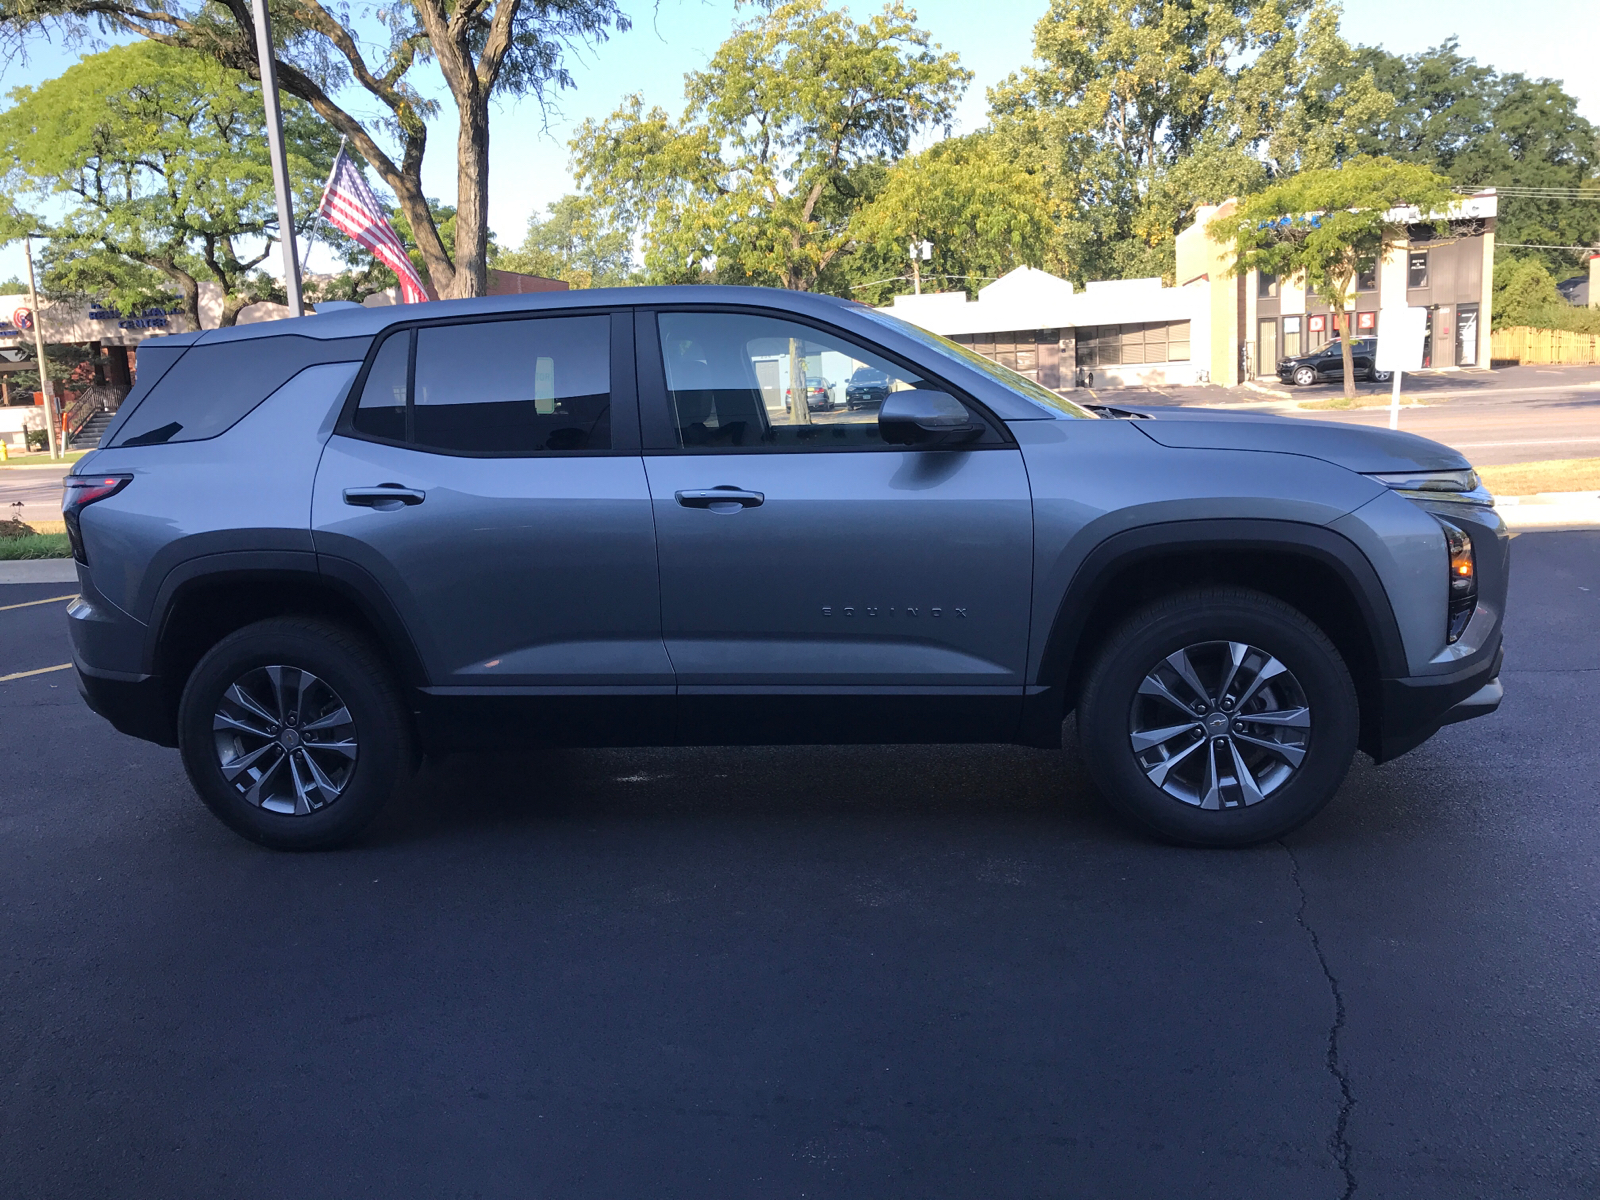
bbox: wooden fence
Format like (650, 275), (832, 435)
(1491, 326), (1600, 365)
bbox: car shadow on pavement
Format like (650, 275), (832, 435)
(363, 726), (1130, 848)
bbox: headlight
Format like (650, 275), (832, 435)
(1437, 517), (1477, 644)
(1368, 468), (1493, 507)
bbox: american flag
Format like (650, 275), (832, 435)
(316, 148), (430, 304)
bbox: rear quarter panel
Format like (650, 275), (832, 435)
(74, 361), (360, 624)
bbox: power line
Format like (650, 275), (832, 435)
(1496, 242), (1597, 251)
(1454, 186), (1600, 199)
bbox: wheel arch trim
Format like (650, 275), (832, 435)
(142, 551), (430, 689)
(1035, 518), (1410, 694)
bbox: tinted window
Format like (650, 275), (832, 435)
(113, 335), (370, 447)
(411, 316), (610, 454)
(657, 311), (992, 452)
(352, 330), (409, 442)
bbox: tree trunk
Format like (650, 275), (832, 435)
(155, 266), (201, 331)
(788, 336), (811, 425)
(219, 292), (250, 327)
(449, 93), (492, 299)
(1340, 307), (1357, 399)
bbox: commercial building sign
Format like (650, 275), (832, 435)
(0, 294), (193, 346)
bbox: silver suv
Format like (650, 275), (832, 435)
(63, 288), (1506, 850)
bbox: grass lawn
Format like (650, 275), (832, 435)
(0, 449), (89, 468)
(0, 532), (70, 559)
(1477, 457), (1600, 497)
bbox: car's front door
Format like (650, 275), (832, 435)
(311, 310), (672, 744)
(636, 308), (1035, 744)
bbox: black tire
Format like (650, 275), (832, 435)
(177, 617), (414, 850)
(1293, 366), (1318, 387)
(1077, 588), (1358, 847)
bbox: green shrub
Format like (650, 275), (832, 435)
(1493, 257), (1600, 333)
(0, 531), (70, 559)
(24, 427), (47, 451)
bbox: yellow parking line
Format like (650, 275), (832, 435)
(0, 662), (72, 683)
(0, 593), (77, 612)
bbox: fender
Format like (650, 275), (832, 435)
(141, 550), (430, 688)
(1031, 517), (1408, 715)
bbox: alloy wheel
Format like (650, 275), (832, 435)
(212, 665), (359, 815)
(1129, 641), (1312, 810)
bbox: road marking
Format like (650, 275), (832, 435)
(0, 592), (77, 612)
(0, 662), (72, 683)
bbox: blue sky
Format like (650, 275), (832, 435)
(0, 0), (1594, 284)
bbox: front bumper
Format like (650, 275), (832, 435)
(1372, 643), (1503, 763)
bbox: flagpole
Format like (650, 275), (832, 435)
(250, 0), (304, 317)
(300, 138), (346, 300)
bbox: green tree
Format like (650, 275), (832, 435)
(572, 0), (969, 292)
(493, 194), (636, 288)
(0, 0), (630, 299)
(1336, 40), (1600, 277)
(842, 134), (1051, 303)
(0, 42), (339, 326)
(988, 0), (1390, 283)
(1208, 156), (1455, 397)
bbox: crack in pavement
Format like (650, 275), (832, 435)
(1282, 840), (1357, 1199)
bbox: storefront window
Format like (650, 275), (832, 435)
(1408, 251), (1429, 289)
(1282, 315), (1302, 359)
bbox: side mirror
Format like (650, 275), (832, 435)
(878, 390), (983, 446)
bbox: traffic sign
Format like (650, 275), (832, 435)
(1374, 307), (1428, 372)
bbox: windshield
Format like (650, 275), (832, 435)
(860, 309), (1097, 419)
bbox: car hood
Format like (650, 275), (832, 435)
(1112, 405), (1471, 473)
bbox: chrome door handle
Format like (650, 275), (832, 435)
(344, 484), (425, 508)
(675, 488), (764, 510)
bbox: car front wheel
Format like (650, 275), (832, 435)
(177, 617), (414, 850)
(1077, 588), (1358, 847)
(1293, 366), (1318, 386)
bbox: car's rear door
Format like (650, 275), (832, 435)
(311, 309), (671, 744)
(636, 306), (1035, 744)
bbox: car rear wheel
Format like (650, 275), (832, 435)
(177, 617), (414, 851)
(1076, 588), (1358, 847)
(1293, 366), (1318, 386)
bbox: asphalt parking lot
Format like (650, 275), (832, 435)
(2, 532), (1598, 1199)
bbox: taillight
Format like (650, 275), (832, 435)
(1438, 517), (1477, 644)
(61, 474), (132, 564)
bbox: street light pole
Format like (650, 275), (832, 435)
(250, 0), (304, 317)
(22, 235), (57, 460)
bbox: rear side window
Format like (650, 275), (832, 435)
(350, 315), (611, 454)
(113, 335), (371, 447)
(353, 332), (409, 442)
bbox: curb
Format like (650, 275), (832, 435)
(1496, 492), (1600, 533)
(0, 559), (78, 584)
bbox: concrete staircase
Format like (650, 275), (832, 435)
(69, 410), (115, 450)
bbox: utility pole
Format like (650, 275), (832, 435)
(23, 235), (57, 460)
(251, 0), (304, 317)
